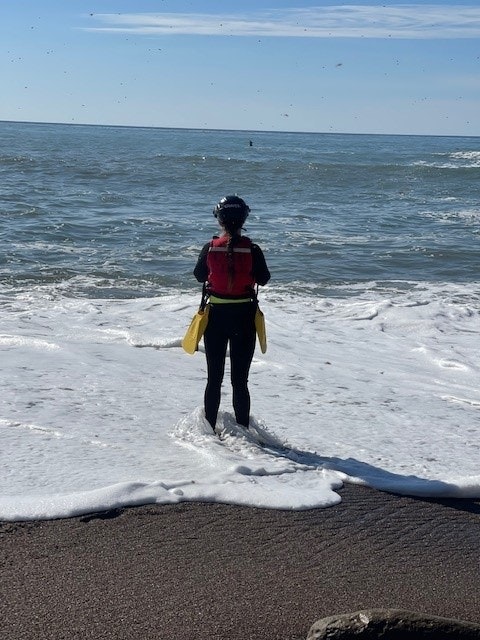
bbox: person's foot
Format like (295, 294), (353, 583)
(203, 409), (216, 433)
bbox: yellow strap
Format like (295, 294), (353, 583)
(209, 295), (253, 304)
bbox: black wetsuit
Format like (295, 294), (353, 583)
(193, 239), (270, 429)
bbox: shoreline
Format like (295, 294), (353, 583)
(2, 484), (480, 640)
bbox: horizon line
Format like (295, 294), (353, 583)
(1, 119), (478, 140)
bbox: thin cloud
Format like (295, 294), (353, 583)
(85, 5), (480, 39)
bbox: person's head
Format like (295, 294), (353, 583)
(213, 195), (250, 236)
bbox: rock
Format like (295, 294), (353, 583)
(306, 608), (480, 639)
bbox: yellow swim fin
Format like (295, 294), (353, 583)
(255, 306), (267, 354)
(182, 305), (210, 354)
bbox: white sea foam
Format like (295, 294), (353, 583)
(450, 150), (480, 164)
(1, 284), (479, 521)
(415, 150), (480, 169)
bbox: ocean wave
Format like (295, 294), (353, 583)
(414, 149), (480, 169)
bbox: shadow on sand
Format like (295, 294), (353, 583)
(261, 439), (480, 515)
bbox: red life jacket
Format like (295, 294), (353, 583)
(207, 235), (254, 297)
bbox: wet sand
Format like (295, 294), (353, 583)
(1, 484), (480, 640)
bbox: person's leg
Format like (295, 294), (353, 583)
(203, 308), (228, 430)
(229, 305), (256, 427)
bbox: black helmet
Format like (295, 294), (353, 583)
(213, 195), (250, 225)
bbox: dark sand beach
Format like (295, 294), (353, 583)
(2, 484), (480, 640)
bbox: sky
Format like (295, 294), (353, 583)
(1, 1), (479, 136)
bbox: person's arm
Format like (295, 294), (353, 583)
(193, 243), (210, 282)
(252, 244), (271, 286)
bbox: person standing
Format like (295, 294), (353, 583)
(193, 195), (270, 431)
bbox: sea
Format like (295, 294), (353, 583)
(1, 120), (479, 521)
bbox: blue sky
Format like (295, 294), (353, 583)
(1, 1), (479, 135)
